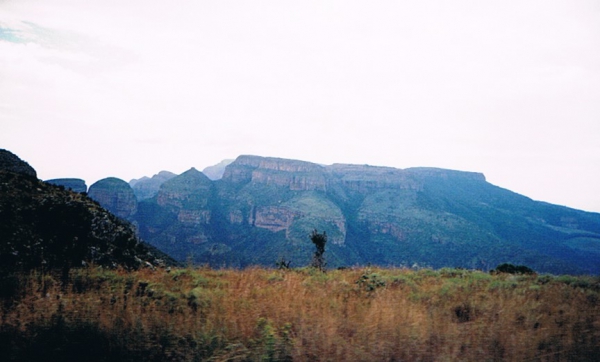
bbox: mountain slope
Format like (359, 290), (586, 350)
(131, 155), (600, 274)
(0, 150), (174, 273)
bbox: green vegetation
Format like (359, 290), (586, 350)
(1, 266), (599, 361)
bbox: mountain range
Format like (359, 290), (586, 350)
(71, 154), (600, 274)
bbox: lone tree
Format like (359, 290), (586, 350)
(310, 229), (327, 271)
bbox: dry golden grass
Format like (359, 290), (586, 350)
(1, 266), (599, 361)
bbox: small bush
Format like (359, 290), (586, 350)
(491, 263), (535, 275)
(453, 303), (475, 323)
(356, 269), (386, 292)
(187, 287), (211, 313)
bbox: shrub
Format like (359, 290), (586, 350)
(491, 263), (535, 275)
(356, 269), (386, 292)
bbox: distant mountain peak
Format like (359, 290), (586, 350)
(202, 159), (234, 180)
(129, 171), (177, 200)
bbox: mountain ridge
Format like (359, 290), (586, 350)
(112, 155), (600, 274)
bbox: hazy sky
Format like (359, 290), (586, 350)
(1, 1), (599, 212)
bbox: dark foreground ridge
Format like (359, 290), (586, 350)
(0, 149), (174, 274)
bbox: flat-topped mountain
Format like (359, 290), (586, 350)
(129, 155), (600, 274)
(45, 178), (87, 193)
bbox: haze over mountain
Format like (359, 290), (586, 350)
(90, 155), (600, 275)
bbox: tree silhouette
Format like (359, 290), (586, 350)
(310, 229), (327, 271)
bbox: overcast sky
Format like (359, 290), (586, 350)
(1, 0), (599, 212)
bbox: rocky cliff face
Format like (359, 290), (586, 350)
(45, 178), (87, 193)
(0, 149), (36, 177)
(222, 155), (328, 191)
(130, 171), (176, 200)
(326, 164), (422, 193)
(252, 206), (300, 233)
(88, 177), (138, 219)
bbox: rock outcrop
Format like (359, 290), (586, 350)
(45, 178), (87, 193)
(0, 149), (36, 177)
(327, 163), (421, 193)
(222, 155), (328, 191)
(130, 171), (176, 200)
(88, 177), (137, 219)
(252, 206), (300, 233)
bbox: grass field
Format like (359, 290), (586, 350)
(1, 266), (599, 361)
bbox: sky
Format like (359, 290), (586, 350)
(1, 1), (599, 213)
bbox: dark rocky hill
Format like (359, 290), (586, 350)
(0, 151), (174, 274)
(129, 155), (600, 274)
(0, 149), (36, 177)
